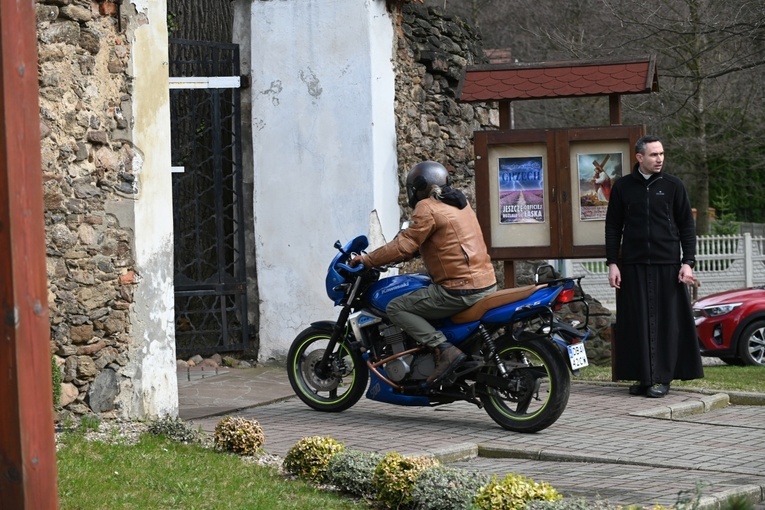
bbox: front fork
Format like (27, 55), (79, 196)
(314, 306), (352, 380)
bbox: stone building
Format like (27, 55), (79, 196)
(36, 0), (611, 419)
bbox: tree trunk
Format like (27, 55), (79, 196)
(690, 0), (710, 235)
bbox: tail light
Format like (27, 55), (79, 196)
(555, 289), (576, 304)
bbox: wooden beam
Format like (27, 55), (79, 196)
(0, 0), (60, 506)
(609, 94), (622, 125)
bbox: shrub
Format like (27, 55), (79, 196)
(473, 473), (561, 510)
(326, 448), (383, 498)
(283, 436), (344, 482)
(51, 354), (62, 410)
(148, 416), (199, 443)
(373, 452), (440, 509)
(213, 416), (265, 455)
(410, 464), (491, 510)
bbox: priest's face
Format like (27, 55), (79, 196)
(636, 141), (664, 174)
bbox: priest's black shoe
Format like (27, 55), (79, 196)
(645, 383), (670, 398)
(628, 384), (649, 396)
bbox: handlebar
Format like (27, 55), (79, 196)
(336, 262), (365, 274)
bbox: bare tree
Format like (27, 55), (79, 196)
(599, 0), (765, 233)
(428, 0), (765, 231)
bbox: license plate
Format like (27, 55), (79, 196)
(567, 343), (589, 370)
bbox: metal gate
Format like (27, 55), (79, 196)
(169, 39), (249, 357)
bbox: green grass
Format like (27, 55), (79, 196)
(576, 364), (765, 393)
(57, 433), (364, 510)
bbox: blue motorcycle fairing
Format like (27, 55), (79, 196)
(365, 365), (430, 406)
(433, 321), (481, 346)
(326, 235), (369, 305)
(365, 273), (432, 315)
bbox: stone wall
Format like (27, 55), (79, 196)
(37, 0), (140, 416)
(394, 4), (497, 208)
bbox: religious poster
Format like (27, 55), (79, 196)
(577, 152), (623, 221)
(498, 156), (545, 224)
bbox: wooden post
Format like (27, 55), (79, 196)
(498, 100), (512, 130)
(609, 94), (622, 125)
(503, 260), (516, 288)
(0, 0), (60, 507)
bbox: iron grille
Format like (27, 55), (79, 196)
(169, 39), (249, 356)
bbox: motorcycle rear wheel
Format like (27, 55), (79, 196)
(287, 326), (369, 412)
(480, 335), (571, 433)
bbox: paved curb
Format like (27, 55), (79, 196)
(698, 485), (765, 510)
(575, 380), (765, 406)
(630, 392), (730, 419)
(430, 442), (478, 463)
(475, 444), (709, 471)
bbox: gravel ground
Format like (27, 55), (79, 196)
(54, 417), (284, 469)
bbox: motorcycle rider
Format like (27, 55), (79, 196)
(351, 161), (496, 384)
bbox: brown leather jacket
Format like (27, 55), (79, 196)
(360, 197), (496, 291)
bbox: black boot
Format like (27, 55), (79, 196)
(427, 343), (466, 384)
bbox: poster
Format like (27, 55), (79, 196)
(577, 152), (623, 221)
(498, 156), (545, 224)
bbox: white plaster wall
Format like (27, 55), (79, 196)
(121, 0), (178, 418)
(246, 0), (399, 361)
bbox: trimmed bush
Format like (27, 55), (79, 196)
(213, 416), (265, 455)
(474, 473), (561, 510)
(326, 448), (383, 498)
(283, 436), (344, 482)
(373, 452), (440, 509)
(148, 416), (199, 444)
(410, 464), (491, 510)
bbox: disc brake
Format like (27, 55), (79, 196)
(302, 349), (353, 391)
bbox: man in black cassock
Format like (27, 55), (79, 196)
(605, 135), (704, 398)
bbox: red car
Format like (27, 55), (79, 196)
(693, 286), (765, 366)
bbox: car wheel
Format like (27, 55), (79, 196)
(736, 320), (765, 366)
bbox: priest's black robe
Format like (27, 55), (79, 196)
(613, 264), (704, 384)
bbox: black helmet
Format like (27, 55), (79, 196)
(405, 161), (450, 208)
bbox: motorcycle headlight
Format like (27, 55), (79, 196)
(700, 302), (742, 317)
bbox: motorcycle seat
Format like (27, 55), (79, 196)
(450, 284), (546, 324)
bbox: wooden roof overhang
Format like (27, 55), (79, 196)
(457, 56), (659, 126)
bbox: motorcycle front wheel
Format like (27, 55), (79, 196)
(479, 334), (571, 433)
(287, 326), (369, 412)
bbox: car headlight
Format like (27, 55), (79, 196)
(700, 302), (742, 317)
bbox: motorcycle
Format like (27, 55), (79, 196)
(287, 235), (591, 433)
